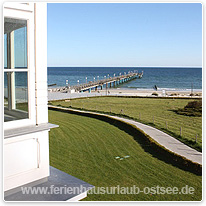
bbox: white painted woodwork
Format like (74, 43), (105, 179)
(4, 131), (50, 191)
(4, 3), (36, 130)
(4, 138), (38, 177)
(35, 3), (48, 125)
(4, 3), (50, 192)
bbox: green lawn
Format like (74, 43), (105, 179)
(16, 102), (28, 112)
(50, 97), (202, 151)
(4, 101), (28, 112)
(49, 110), (202, 201)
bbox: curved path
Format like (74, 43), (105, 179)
(49, 105), (202, 165)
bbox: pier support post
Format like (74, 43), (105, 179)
(110, 82), (112, 88)
(113, 81), (116, 87)
(95, 86), (97, 91)
(106, 83), (108, 95)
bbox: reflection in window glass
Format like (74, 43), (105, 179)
(14, 27), (27, 68)
(4, 34), (7, 68)
(4, 72), (28, 122)
(4, 18), (27, 69)
(4, 17), (29, 122)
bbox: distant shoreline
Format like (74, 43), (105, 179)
(48, 88), (202, 101)
(87, 88), (202, 96)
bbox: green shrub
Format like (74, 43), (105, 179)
(176, 100), (202, 117)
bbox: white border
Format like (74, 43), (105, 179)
(0, 0), (204, 206)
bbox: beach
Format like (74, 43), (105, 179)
(48, 88), (202, 101)
(4, 87), (201, 102)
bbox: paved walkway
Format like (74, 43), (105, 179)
(49, 105), (202, 165)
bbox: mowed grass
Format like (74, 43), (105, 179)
(49, 110), (202, 201)
(50, 97), (202, 151)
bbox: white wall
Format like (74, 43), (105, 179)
(4, 131), (50, 191)
(35, 3), (48, 125)
(4, 3), (50, 192)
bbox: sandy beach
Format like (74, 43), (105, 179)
(6, 87), (202, 102)
(48, 88), (202, 101)
(93, 88), (202, 97)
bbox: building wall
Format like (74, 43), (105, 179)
(4, 131), (49, 191)
(4, 3), (50, 192)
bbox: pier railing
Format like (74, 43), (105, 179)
(50, 71), (143, 93)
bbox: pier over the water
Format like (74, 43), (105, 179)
(49, 71), (143, 93)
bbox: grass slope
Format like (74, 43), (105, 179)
(49, 110), (202, 201)
(50, 97), (202, 151)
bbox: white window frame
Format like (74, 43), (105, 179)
(3, 4), (36, 130)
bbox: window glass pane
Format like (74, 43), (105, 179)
(14, 27), (27, 68)
(4, 72), (28, 122)
(4, 73), (8, 107)
(4, 18), (27, 69)
(4, 34), (7, 68)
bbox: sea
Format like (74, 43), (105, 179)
(47, 67), (202, 91)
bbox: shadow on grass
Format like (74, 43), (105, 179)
(170, 100), (202, 117)
(49, 106), (202, 176)
(170, 109), (202, 117)
(50, 103), (202, 152)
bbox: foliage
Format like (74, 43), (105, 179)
(175, 100), (202, 117)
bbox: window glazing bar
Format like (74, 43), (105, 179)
(4, 69), (28, 72)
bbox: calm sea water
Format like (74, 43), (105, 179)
(47, 67), (202, 90)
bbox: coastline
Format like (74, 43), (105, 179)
(97, 88), (202, 96)
(4, 87), (202, 102)
(48, 87), (202, 101)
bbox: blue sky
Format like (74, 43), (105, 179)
(47, 3), (202, 67)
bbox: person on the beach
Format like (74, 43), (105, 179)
(153, 85), (158, 91)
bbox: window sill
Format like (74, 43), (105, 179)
(4, 123), (59, 139)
